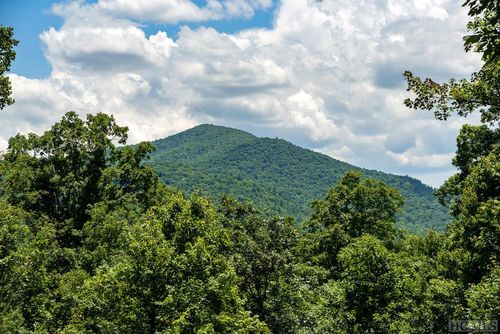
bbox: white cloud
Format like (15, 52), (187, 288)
(41, 8), (177, 74)
(285, 91), (337, 141)
(95, 0), (215, 23)
(53, 0), (274, 24)
(3, 0), (481, 187)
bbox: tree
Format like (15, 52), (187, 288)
(218, 196), (303, 334)
(0, 113), (270, 332)
(308, 171), (403, 242)
(337, 235), (395, 333)
(303, 171), (404, 277)
(466, 264), (500, 320)
(0, 111), (159, 247)
(403, 0), (498, 125)
(403, 0), (499, 124)
(383, 233), (464, 334)
(65, 194), (268, 333)
(0, 26), (18, 110)
(404, 0), (499, 284)
(462, 0), (499, 64)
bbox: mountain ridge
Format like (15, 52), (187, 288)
(148, 124), (450, 232)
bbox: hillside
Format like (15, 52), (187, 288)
(148, 124), (450, 232)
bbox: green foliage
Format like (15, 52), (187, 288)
(462, 0), (499, 63)
(405, 0), (499, 288)
(466, 264), (500, 320)
(0, 26), (18, 110)
(0, 108), (496, 333)
(302, 171), (403, 277)
(404, 62), (500, 124)
(65, 194), (267, 333)
(0, 113), (269, 333)
(0, 112), (127, 221)
(297, 280), (351, 334)
(1, 1), (498, 328)
(404, 0), (499, 124)
(308, 171), (403, 241)
(5, 110), (478, 333)
(337, 235), (395, 333)
(385, 234), (464, 334)
(148, 124), (449, 233)
(0, 112), (160, 247)
(218, 196), (303, 333)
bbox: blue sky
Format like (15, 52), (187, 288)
(1, 0), (481, 186)
(1, 0), (63, 77)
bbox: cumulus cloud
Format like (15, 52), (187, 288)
(3, 0), (481, 186)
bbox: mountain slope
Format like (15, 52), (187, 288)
(148, 124), (450, 232)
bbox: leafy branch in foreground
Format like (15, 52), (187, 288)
(404, 0), (499, 124)
(403, 62), (499, 124)
(0, 26), (19, 110)
(463, 0), (499, 63)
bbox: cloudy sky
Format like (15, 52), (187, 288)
(1, 0), (481, 186)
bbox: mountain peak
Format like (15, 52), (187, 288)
(148, 125), (450, 233)
(154, 124), (256, 146)
(182, 123), (255, 136)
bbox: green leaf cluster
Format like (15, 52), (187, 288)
(0, 25), (18, 110)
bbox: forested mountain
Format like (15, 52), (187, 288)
(149, 124), (450, 232)
(1, 1), (498, 331)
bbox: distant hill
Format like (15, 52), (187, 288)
(148, 124), (450, 233)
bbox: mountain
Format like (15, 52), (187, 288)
(148, 124), (450, 232)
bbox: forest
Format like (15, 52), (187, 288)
(0, 0), (498, 333)
(147, 123), (450, 233)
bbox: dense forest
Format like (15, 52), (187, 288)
(148, 124), (450, 233)
(0, 0), (498, 332)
